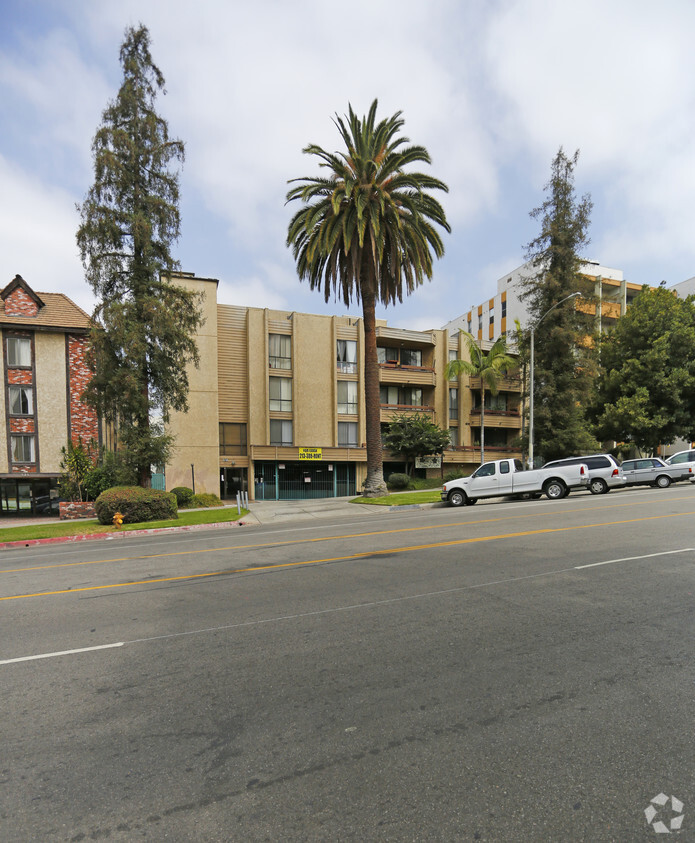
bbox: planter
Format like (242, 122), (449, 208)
(59, 501), (97, 520)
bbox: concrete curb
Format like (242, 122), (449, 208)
(0, 517), (249, 551)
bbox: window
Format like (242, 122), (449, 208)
(501, 300), (507, 318)
(475, 393), (507, 412)
(489, 307), (495, 326)
(448, 427), (458, 448)
(337, 340), (357, 373)
(269, 377), (292, 411)
(448, 349), (458, 380)
(269, 334), (291, 369)
(400, 348), (422, 367)
(219, 423), (247, 455)
(377, 346), (399, 364)
(338, 421), (358, 447)
(478, 314), (483, 331)
(379, 386), (422, 406)
(8, 386), (32, 415)
(449, 388), (458, 420)
(270, 419), (292, 446)
(11, 435), (35, 462)
(7, 337), (31, 367)
(337, 380), (358, 414)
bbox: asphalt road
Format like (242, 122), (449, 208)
(1, 486), (694, 841)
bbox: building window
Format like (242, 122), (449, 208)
(377, 347), (422, 367)
(337, 380), (358, 414)
(7, 337), (31, 367)
(269, 377), (292, 411)
(338, 421), (358, 447)
(219, 423), (247, 455)
(501, 300), (507, 318)
(449, 388), (458, 420)
(489, 307), (494, 326)
(380, 386), (422, 407)
(337, 339), (357, 373)
(8, 385), (33, 415)
(269, 334), (291, 369)
(475, 393), (508, 412)
(270, 419), (292, 446)
(478, 314), (483, 331)
(11, 434), (35, 462)
(448, 427), (458, 448)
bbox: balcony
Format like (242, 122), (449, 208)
(380, 404), (435, 422)
(379, 363), (436, 386)
(375, 326), (436, 346)
(469, 375), (521, 392)
(469, 409), (521, 429)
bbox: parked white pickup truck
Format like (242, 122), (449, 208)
(441, 457), (590, 506)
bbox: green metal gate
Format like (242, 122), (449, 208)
(254, 461), (356, 500)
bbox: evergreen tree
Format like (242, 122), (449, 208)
(76, 24), (203, 486)
(591, 286), (695, 452)
(287, 100), (450, 496)
(521, 148), (599, 462)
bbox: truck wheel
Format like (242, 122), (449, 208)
(589, 478), (608, 494)
(543, 479), (566, 500)
(448, 490), (466, 507)
(466, 497), (477, 506)
(655, 475), (671, 488)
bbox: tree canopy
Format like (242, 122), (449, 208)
(383, 414), (451, 476)
(521, 147), (599, 462)
(76, 24), (203, 486)
(591, 286), (695, 452)
(286, 99), (450, 496)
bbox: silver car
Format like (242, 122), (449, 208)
(665, 449), (695, 481)
(620, 457), (693, 488)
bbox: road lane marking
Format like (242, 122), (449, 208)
(3, 495), (695, 576)
(3, 509), (695, 603)
(0, 642), (124, 665)
(575, 547), (695, 569)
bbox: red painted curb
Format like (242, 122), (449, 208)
(0, 518), (247, 551)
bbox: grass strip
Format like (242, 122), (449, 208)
(0, 507), (247, 542)
(351, 490), (442, 506)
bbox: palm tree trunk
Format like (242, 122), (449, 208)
(480, 385), (485, 464)
(361, 288), (387, 497)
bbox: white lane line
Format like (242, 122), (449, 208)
(0, 642), (124, 665)
(575, 547), (695, 569)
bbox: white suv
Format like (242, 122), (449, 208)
(665, 449), (695, 481)
(542, 454), (626, 495)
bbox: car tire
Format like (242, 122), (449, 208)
(589, 478), (608, 495)
(655, 475), (671, 488)
(448, 490), (466, 507)
(543, 479), (566, 500)
(466, 497), (477, 506)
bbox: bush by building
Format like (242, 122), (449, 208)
(171, 486), (195, 507)
(94, 486), (177, 525)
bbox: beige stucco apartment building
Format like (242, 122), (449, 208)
(164, 273), (522, 501)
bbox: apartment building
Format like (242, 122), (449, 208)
(0, 274), (98, 516)
(443, 260), (647, 342)
(164, 273), (522, 501)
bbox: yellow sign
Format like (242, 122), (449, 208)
(299, 447), (322, 460)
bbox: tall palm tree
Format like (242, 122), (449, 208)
(445, 333), (516, 464)
(286, 100), (450, 496)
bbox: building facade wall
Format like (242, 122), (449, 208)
(34, 332), (69, 474)
(164, 275), (221, 494)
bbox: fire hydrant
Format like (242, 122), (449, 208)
(113, 511), (124, 529)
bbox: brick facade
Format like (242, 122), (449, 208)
(4, 287), (39, 317)
(67, 335), (98, 446)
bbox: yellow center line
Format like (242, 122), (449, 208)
(1, 493), (691, 576)
(2, 509), (694, 602)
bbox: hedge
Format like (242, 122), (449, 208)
(94, 486), (178, 525)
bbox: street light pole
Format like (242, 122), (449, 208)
(529, 291), (581, 468)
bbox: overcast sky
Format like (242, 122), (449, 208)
(2, 0), (694, 330)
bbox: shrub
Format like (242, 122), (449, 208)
(386, 473), (410, 490)
(171, 486), (194, 507)
(444, 470), (465, 483)
(189, 492), (223, 508)
(83, 451), (138, 500)
(94, 486), (178, 525)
